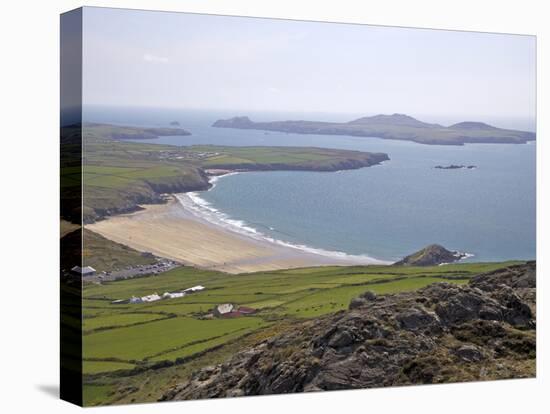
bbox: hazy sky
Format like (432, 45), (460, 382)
(83, 7), (536, 121)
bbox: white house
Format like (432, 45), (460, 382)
(71, 266), (96, 277)
(183, 285), (205, 293)
(162, 292), (186, 299)
(213, 303), (234, 317)
(141, 293), (162, 303)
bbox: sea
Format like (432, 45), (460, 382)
(84, 106), (536, 263)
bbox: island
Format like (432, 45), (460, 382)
(212, 114), (535, 146)
(434, 164), (477, 170)
(169, 121), (181, 126)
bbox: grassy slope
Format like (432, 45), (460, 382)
(81, 260), (521, 405)
(196, 145), (387, 170)
(61, 124), (388, 223)
(61, 228), (157, 273)
(60, 219), (80, 238)
(83, 229), (157, 272)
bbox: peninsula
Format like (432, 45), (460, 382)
(212, 114), (535, 146)
(63, 123), (389, 223)
(83, 122), (191, 140)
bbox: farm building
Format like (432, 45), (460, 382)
(71, 265), (96, 277)
(162, 292), (186, 299)
(220, 311), (243, 318)
(141, 293), (162, 303)
(213, 304), (257, 318)
(236, 306), (257, 315)
(184, 285), (205, 294)
(129, 296), (143, 304)
(213, 303), (234, 317)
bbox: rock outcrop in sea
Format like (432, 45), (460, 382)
(394, 244), (466, 266)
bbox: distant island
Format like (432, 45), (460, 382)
(169, 121), (181, 126)
(434, 164), (477, 170)
(212, 114), (535, 146)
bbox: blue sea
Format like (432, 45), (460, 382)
(84, 106), (536, 263)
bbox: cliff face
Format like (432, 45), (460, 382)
(161, 262), (535, 401)
(82, 169), (211, 223)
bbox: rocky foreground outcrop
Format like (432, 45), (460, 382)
(161, 262), (535, 401)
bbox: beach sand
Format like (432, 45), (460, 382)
(86, 196), (384, 274)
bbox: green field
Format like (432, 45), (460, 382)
(195, 145), (383, 169)
(82, 384), (114, 406)
(84, 316), (267, 362)
(84, 361), (137, 375)
(82, 261), (518, 373)
(83, 312), (169, 332)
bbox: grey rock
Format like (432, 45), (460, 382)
(396, 308), (440, 331)
(328, 329), (355, 348)
(360, 291), (377, 301)
(349, 297), (367, 310)
(454, 345), (485, 362)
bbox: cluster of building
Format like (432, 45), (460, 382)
(212, 303), (257, 318)
(112, 285), (205, 305)
(71, 258), (179, 283)
(156, 150), (221, 162)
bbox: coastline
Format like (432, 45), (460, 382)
(86, 188), (388, 274)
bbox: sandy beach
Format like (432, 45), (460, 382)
(86, 196), (385, 274)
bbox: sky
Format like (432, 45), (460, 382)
(82, 7), (536, 122)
